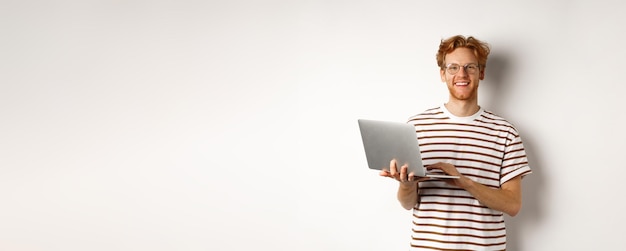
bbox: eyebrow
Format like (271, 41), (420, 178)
(446, 62), (479, 65)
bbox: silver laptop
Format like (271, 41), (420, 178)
(358, 119), (459, 179)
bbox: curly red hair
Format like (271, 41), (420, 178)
(436, 35), (491, 70)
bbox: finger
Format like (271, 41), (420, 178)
(400, 164), (408, 182)
(389, 159), (398, 176)
(425, 164), (441, 171)
(379, 170), (390, 177)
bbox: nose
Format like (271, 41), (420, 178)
(457, 66), (468, 76)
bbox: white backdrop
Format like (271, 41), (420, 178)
(2, 1), (625, 250)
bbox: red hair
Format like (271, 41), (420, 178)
(436, 35), (491, 69)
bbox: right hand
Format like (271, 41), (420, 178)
(379, 159), (429, 185)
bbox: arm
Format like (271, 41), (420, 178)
(380, 159), (429, 210)
(459, 175), (522, 216)
(397, 182), (418, 210)
(428, 162), (523, 216)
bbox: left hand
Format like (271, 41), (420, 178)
(426, 162), (466, 187)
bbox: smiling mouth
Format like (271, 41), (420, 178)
(455, 82), (469, 86)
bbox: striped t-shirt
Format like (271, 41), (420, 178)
(407, 105), (532, 251)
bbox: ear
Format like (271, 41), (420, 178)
(440, 68), (446, 82)
(479, 69), (485, 80)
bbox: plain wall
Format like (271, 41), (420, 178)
(2, 1), (625, 250)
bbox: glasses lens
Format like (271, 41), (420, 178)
(466, 64), (478, 74)
(446, 64), (479, 74)
(446, 64), (460, 74)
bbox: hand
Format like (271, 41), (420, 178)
(426, 162), (467, 187)
(379, 159), (430, 185)
(426, 162), (460, 176)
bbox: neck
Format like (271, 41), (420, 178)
(444, 100), (480, 117)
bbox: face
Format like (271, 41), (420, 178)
(440, 48), (485, 102)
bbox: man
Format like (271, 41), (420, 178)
(380, 35), (532, 250)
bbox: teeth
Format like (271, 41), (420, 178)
(456, 82), (469, 86)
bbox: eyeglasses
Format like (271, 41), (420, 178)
(444, 63), (480, 75)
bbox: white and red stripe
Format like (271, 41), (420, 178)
(406, 105), (531, 250)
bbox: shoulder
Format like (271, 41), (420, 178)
(407, 106), (444, 122)
(479, 109), (522, 136)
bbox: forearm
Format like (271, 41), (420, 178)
(461, 176), (522, 216)
(397, 183), (418, 210)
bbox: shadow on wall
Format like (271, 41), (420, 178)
(506, 133), (545, 251)
(485, 52), (546, 251)
(484, 53), (510, 112)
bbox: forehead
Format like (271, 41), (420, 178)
(444, 48), (478, 64)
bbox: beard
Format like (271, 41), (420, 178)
(447, 83), (478, 101)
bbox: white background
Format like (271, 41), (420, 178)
(1, 1), (625, 250)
